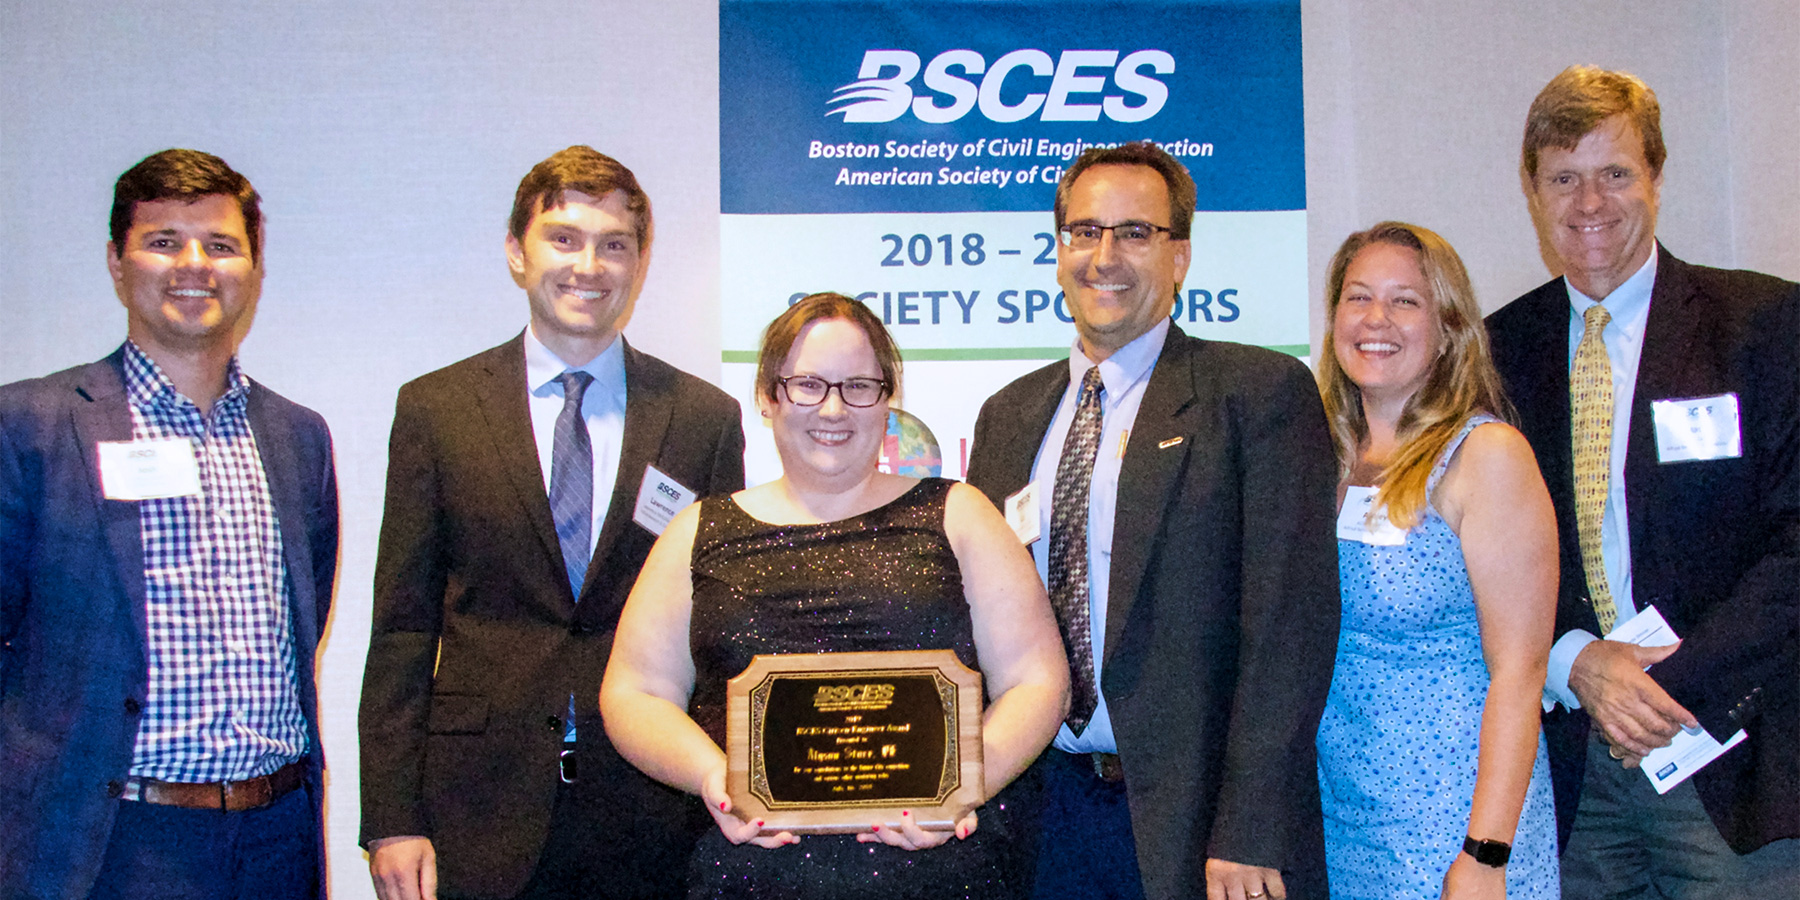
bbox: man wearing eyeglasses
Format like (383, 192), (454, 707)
(359, 146), (745, 900)
(966, 142), (1339, 900)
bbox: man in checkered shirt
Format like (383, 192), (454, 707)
(0, 149), (340, 900)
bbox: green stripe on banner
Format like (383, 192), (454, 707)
(723, 343), (1311, 363)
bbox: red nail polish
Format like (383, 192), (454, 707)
(754, 820), (764, 827)
(719, 801), (728, 811)
(872, 824), (881, 832)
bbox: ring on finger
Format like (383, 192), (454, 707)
(1608, 744), (1626, 760)
(1247, 892), (1266, 898)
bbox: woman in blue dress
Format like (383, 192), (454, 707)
(1315, 222), (1560, 900)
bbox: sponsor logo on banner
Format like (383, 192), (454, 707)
(828, 49), (1174, 124)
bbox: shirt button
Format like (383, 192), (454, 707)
(106, 780), (124, 798)
(545, 716), (563, 731)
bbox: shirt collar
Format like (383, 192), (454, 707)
(1566, 246), (1657, 321)
(121, 339), (251, 416)
(1067, 317), (1170, 401)
(523, 326), (626, 397)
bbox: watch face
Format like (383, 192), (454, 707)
(1463, 836), (1511, 867)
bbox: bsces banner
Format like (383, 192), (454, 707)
(721, 0), (1305, 482)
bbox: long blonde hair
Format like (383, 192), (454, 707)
(1317, 222), (1515, 527)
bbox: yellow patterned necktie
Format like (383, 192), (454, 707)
(1572, 304), (1619, 634)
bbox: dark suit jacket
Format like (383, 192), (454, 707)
(1487, 246), (1799, 853)
(358, 333), (745, 898)
(0, 348), (339, 900)
(966, 325), (1340, 900)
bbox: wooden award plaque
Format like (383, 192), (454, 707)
(726, 649), (983, 834)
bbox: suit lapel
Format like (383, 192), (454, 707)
(1105, 329), (1196, 662)
(1624, 248), (1702, 599)
(995, 366), (1068, 496)
(585, 339), (672, 602)
(247, 384), (320, 645)
(70, 353), (148, 640)
(473, 334), (566, 597)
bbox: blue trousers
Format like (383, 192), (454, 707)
(1033, 749), (1147, 900)
(86, 785), (315, 900)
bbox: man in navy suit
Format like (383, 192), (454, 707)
(359, 146), (744, 900)
(0, 149), (339, 900)
(1487, 65), (1798, 898)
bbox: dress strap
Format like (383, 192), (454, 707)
(1426, 413), (1502, 496)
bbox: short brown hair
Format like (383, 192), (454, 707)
(1053, 142), (1196, 240)
(508, 146), (652, 249)
(111, 149), (263, 263)
(1522, 65), (1665, 180)
(755, 293), (901, 407)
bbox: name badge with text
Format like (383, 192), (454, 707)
(97, 439), (203, 501)
(1651, 393), (1741, 463)
(1004, 482), (1041, 546)
(633, 464), (697, 536)
(1336, 485), (1407, 546)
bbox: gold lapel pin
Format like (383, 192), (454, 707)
(1158, 436), (1183, 449)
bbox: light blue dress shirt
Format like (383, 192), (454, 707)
(1544, 251), (1657, 710)
(1029, 318), (1170, 754)
(524, 326), (628, 739)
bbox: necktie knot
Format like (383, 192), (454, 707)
(558, 370), (595, 410)
(1079, 365), (1104, 403)
(1582, 303), (1612, 335)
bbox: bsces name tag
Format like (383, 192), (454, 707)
(96, 439), (202, 500)
(1336, 485), (1407, 546)
(1651, 394), (1741, 463)
(633, 464), (697, 535)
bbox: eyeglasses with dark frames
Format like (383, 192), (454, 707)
(776, 375), (890, 408)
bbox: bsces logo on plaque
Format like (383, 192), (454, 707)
(726, 650), (983, 834)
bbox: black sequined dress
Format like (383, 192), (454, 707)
(685, 477), (1026, 899)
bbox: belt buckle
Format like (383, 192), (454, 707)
(559, 747), (577, 784)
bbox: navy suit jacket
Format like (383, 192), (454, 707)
(358, 334), (745, 898)
(966, 326), (1340, 900)
(1487, 247), (1799, 853)
(0, 347), (339, 900)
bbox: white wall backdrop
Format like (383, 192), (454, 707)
(1, 2), (1793, 898)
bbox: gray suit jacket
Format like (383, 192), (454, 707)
(0, 347), (339, 900)
(966, 325), (1340, 899)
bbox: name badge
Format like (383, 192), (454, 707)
(633, 464), (697, 536)
(96, 438), (203, 500)
(1336, 485), (1407, 546)
(1651, 393), (1741, 463)
(1004, 482), (1041, 546)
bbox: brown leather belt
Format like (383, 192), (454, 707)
(123, 760), (306, 811)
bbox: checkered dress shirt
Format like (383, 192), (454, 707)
(122, 342), (306, 782)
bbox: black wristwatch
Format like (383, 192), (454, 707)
(1462, 836), (1512, 867)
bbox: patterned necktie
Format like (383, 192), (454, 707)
(1047, 366), (1106, 734)
(1572, 304), (1619, 634)
(551, 370), (596, 598)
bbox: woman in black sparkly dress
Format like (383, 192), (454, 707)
(602, 293), (1068, 899)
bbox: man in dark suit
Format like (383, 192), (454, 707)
(359, 146), (745, 900)
(0, 149), (339, 900)
(1487, 66), (1798, 897)
(965, 143), (1339, 900)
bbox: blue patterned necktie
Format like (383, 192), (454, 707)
(1048, 366), (1105, 734)
(551, 370), (595, 598)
